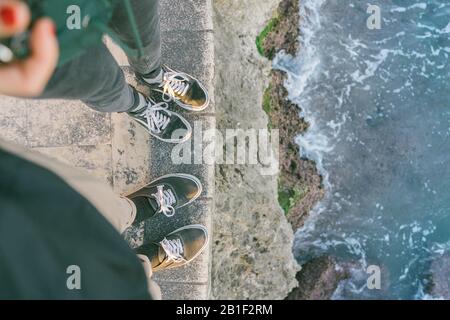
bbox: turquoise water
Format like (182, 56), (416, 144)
(274, 0), (450, 299)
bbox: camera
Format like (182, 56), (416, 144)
(0, 0), (44, 62)
(0, 0), (116, 65)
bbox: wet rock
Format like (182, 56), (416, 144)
(261, 0), (300, 58)
(426, 253), (450, 299)
(261, 0), (324, 230)
(286, 256), (349, 300)
(267, 70), (325, 230)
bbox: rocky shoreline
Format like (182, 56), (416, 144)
(258, 0), (344, 299)
(211, 0), (355, 300)
(259, 0), (324, 232)
(257, 0), (450, 300)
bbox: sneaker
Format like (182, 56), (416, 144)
(136, 225), (209, 272)
(127, 98), (192, 144)
(139, 65), (210, 112)
(127, 173), (203, 224)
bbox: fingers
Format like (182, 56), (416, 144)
(19, 18), (59, 95)
(0, 1), (58, 97)
(23, 17), (59, 90)
(0, 18), (58, 97)
(0, 0), (30, 37)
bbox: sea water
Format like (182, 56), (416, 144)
(274, 0), (450, 299)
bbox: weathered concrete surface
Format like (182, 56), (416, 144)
(211, 0), (300, 299)
(139, 0), (215, 299)
(0, 0), (213, 300)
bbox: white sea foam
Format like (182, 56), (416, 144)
(273, 0), (331, 179)
(277, 0), (449, 299)
(274, 0), (334, 242)
(351, 49), (390, 83)
(391, 3), (427, 13)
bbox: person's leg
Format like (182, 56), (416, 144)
(137, 254), (162, 299)
(109, 0), (162, 78)
(39, 43), (139, 113)
(109, 0), (210, 112)
(38, 0), (192, 143)
(39, 40), (191, 143)
(0, 139), (137, 232)
(0, 138), (162, 299)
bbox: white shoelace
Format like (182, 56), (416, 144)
(160, 71), (191, 102)
(160, 237), (185, 263)
(139, 102), (171, 134)
(152, 185), (176, 217)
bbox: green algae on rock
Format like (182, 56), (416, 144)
(259, 0), (324, 230)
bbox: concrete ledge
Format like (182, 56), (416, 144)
(158, 282), (209, 300)
(0, 0), (214, 301)
(160, 0), (213, 32)
(125, 0), (215, 299)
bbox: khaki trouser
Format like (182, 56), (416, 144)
(0, 139), (161, 299)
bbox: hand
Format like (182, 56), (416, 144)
(0, 0), (58, 97)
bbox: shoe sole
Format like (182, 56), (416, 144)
(155, 224), (209, 272)
(128, 111), (192, 144)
